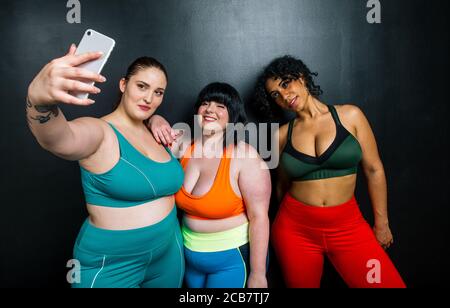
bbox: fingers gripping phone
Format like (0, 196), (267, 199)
(70, 29), (115, 100)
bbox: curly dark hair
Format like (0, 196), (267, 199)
(252, 55), (323, 120)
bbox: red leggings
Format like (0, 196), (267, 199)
(271, 193), (406, 288)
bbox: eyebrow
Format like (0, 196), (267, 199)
(203, 101), (225, 106)
(268, 78), (289, 95)
(267, 78), (283, 93)
(137, 80), (149, 87)
(268, 81), (283, 95)
(137, 80), (165, 91)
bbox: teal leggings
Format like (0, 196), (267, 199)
(72, 207), (184, 288)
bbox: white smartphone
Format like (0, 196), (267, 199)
(70, 29), (116, 100)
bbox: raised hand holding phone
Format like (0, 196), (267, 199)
(27, 29), (114, 107)
(70, 29), (115, 100)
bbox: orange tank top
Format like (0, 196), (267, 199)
(175, 143), (246, 220)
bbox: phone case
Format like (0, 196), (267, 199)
(70, 29), (115, 100)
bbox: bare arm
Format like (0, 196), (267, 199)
(27, 44), (107, 161)
(147, 114), (185, 157)
(346, 105), (393, 249)
(275, 124), (290, 202)
(237, 143), (271, 288)
(276, 165), (291, 203)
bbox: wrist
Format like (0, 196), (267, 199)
(26, 95), (35, 107)
(374, 219), (389, 228)
(250, 269), (266, 276)
(27, 95), (56, 107)
(27, 84), (40, 106)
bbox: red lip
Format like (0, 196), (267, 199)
(138, 105), (150, 112)
(289, 97), (298, 108)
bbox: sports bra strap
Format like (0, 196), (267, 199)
(107, 122), (125, 156)
(287, 119), (295, 142)
(288, 105), (341, 140)
(328, 105), (342, 126)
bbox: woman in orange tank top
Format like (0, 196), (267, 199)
(150, 83), (271, 288)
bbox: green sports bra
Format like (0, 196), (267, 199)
(281, 105), (362, 182)
(80, 123), (184, 207)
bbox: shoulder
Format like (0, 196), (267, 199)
(278, 122), (290, 137)
(73, 116), (108, 125)
(235, 141), (260, 159)
(276, 122), (290, 150)
(70, 117), (109, 134)
(334, 104), (367, 126)
(335, 104), (365, 117)
(234, 141), (269, 171)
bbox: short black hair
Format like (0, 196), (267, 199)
(253, 55), (323, 120)
(194, 82), (248, 147)
(194, 82), (247, 125)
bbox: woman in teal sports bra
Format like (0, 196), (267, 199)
(26, 45), (185, 288)
(253, 55), (405, 288)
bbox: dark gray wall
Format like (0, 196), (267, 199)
(0, 0), (448, 287)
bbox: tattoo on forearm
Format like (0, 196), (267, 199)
(26, 98), (59, 124)
(26, 98), (32, 126)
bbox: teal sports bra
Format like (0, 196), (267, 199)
(281, 105), (363, 182)
(80, 123), (184, 207)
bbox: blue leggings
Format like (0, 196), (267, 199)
(184, 243), (250, 288)
(72, 207), (184, 288)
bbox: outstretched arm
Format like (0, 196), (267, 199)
(27, 44), (107, 161)
(275, 123), (290, 202)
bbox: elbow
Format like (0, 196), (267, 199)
(38, 139), (76, 160)
(35, 136), (58, 153)
(35, 137), (56, 153)
(248, 215), (270, 243)
(363, 162), (385, 178)
(248, 213), (270, 227)
(29, 126), (60, 153)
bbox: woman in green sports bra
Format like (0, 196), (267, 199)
(253, 55), (406, 288)
(26, 45), (185, 288)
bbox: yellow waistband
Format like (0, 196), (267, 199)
(182, 222), (249, 252)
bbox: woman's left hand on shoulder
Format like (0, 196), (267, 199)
(147, 115), (182, 146)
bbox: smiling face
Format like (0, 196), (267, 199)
(197, 101), (230, 134)
(119, 67), (167, 121)
(265, 76), (309, 112)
